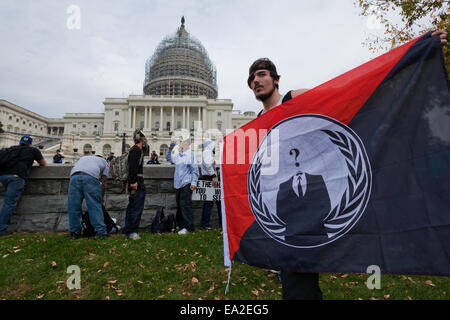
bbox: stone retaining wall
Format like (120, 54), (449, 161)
(0, 165), (221, 233)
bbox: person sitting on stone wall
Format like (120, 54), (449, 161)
(107, 152), (115, 162)
(53, 149), (65, 164)
(147, 150), (160, 164)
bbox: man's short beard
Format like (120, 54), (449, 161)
(255, 85), (276, 102)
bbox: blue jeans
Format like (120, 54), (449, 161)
(122, 189), (146, 235)
(0, 175), (25, 232)
(68, 174), (106, 235)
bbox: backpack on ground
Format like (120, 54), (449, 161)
(82, 205), (120, 237)
(0, 146), (25, 171)
(150, 207), (176, 234)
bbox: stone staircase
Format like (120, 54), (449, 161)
(34, 137), (61, 150)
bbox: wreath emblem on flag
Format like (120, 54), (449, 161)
(248, 114), (372, 248)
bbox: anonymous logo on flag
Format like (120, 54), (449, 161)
(221, 32), (450, 276)
(248, 114), (372, 248)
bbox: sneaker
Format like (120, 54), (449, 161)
(178, 228), (189, 235)
(268, 269), (280, 274)
(70, 232), (81, 240)
(128, 232), (141, 240)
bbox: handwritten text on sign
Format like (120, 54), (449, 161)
(192, 180), (221, 201)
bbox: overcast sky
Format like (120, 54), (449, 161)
(0, 0), (390, 118)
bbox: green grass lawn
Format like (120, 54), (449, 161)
(0, 229), (448, 300)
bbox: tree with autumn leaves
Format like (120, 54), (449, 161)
(356, 0), (449, 71)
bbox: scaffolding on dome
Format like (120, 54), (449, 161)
(143, 18), (218, 99)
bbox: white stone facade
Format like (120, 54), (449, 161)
(0, 96), (256, 163)
(0, 100), (64, 151)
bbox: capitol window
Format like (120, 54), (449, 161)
(115, 111), (119, 116)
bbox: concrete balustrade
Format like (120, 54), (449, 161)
(0, 165), (221, 233)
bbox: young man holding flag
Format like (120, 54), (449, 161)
(247, 57), (323, 300)
(239, 30), (448, 300)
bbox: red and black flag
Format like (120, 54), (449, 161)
(220, 32), (450, 276)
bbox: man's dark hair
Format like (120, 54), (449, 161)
(247, 58), (280, 89)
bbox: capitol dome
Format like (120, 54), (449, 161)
(143, 17), (218, 99)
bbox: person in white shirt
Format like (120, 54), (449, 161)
(166, 138), (199, 235)
(200, 139), (220, 229)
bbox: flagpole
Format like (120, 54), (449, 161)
(220, 140), (232, 294)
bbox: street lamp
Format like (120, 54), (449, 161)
(122, 132), (126, 154)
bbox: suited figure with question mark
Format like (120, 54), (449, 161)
(276, 148), (331, 242)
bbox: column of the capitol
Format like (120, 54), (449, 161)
(159, 106), (163, 132)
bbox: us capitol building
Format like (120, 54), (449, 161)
(0, 18), (256, 162)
